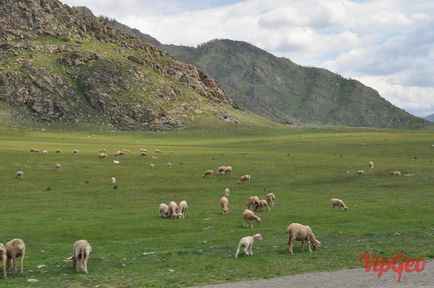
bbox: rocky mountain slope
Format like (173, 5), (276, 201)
(0, 0), (242, 130)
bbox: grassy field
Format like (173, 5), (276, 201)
(0, 126), (433, 287)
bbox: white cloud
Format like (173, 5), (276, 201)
(61, 0), (434, 116)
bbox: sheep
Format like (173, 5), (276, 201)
(98, 148), (107, 153)
(177, 200), (188, 219)
(111, 177), (116, 185)
(140, 151), (148, 157)
(139, 148), (147, 152)
(246, 196), (260, 211)
(30, 148), (39, 153)
(15, 171), (24, 180)
(266, 192), (276, 207)
(220, 196), (229, 215)
(112, 160), (120, 165)
(257, 199), (270, 212)
(5, 238), (25, 274)
(217, 166), (226, 175)
(159, 203), (170, 218)
(168, 201), (179, 219)
(114, 150), (126, 156)
(167, 162), (172, 168)
(149, 163), (155, 170)
(287, 223), (321, 255)
(202, 169), (214, 178)
(56, 149), (62, 154)
(42, 150), (48, 155)
(98, 153), (107, 159)
(368, 161), (374, 169)
(72, 149), (79, 154)
(70, 240), (91, 273)
(391, 170), (401, 176)
(357, 170), (366, 175)
(238, 175), (251, 184)
(243, 209), (261, 228)
(151, 155), (158, 160)
(224, 187), (230, 197)
(235, 233), (262, 258)
(155, 149), (161, 154)
(56, 163), (61, 171)
(331, 198), (348, 211)
(0, 243), (6, 277)
(224, 166), (233, 175)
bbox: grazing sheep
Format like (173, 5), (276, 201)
(155, 149), (161, 153)
(98, 153), (107, 159)
(114, 150), (126, 156)
(42, 150), (48, 155)
(56, 149), (62, 154)
(0, 243), (6, 277)
(159, 203), (170, 218)
(149, 163), (155, 170)
(167, 162), (172, 168)
(72, 149), (79, 154)
(111, 177), (116, 185)
(15, 171), (24, 180)
(368, 161), (374, 169)
(247, 196), (260, 211)
(30, 148), (39, 153)
(238, 175), (251, 184)
(178, 200), (188, 219)
(391, 170), (401, 176)
(235, 233), (262, 257)
(257, 199), (270, 212)
(220, 196), (229, 215)
(5, 239), (25, 274)
(331, 198), (348, 211)
(217, 166), (226, 175)
(140, 148), (148, 152)
(287, 223), (321, 255)
(357, 170), (366, 175)
(224, 166), (233, 175)
(202, 169), (214, 178)
(140, 151), (148, 157)
(98, 148), (107, 153)
(56, 163), (61, 171)
(224, 187), (230, 197)
(168, 201), (179, 218)
(266, 192), (276, 207)
(243, 209), (261, 228)
(70, 240), (91, 273)
(113, 160), (120, 165)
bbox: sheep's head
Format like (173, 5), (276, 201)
(311, 239), (321, 250)
(223, 207), (229, 214)
(343, 206), (348, 211)
(253, 234), (262, 241)
(0, 243), (6, 256)
(255, 216), (262, 223)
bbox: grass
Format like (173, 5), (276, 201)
(0, 126), (433, 287)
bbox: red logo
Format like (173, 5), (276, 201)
(359, 252), (427, 283)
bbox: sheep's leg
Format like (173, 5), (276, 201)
(288, 238), (294, 255)
(301, 240), (304, 251)
(12, 256), (16, 273)
(20, 249), (25, 273)
(83, 257), (88, 273)
(2, 258), (6, 277)
(249, 243), (253, 256)
(235, 243), (242, 258)
(308, 240), (313, 252)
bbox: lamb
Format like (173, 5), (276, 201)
(5, 238), (25, 274)
(357, 170), (366, 175)
(167, 162), (172, 168)
(168, 201), (179, 219)
(177, 200), (188, 219)
(257, 199), (270, 212)
(72, 149), (79, 154)
(220, 196), (229, 215)
(202, 169), (214, 178)
(287, 223), (321, 255)
(149, 163), (155, 170)
(15, 171), (24, 180)
(159, 203), (170, 218)
(391, 170), (401, 176)
(56, 163), (61, 171)
(70, 240), (91, 273)
(266, 192), (276, 207)
(113, 160), (120, 164)
(224, 187), (230, 197)
(243, 209), (261, 228)
(111, 177), (116, 185)
(368, 161), (374, 169)
(238, 175), (251, 184)
(246, 196), (260, 211)
(0, 243), (6, 277)
(235, 233), (262, 258)
(331, 198), (348, 211)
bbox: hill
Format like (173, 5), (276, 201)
(424, 114), (434, 122)
(0, 0), (250, 130)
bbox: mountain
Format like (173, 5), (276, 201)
(0, 0), (244, 130)
(88, 16), (430, 128)
(425, 114), (434, 122)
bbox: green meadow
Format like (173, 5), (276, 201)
(0, 126), (433, 287)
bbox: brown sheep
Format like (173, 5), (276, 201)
(202, 169), (214, 178)
(70, 240), (91, 273)
(287, 223), (321, 255)
(243, 209), (261, 228)
(220, 196), (229, 215)
(5, 239), (25, 274)
(238, 175), (251, 184)
(331, 198), (348, 211)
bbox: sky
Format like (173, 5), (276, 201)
(62, 0), (434, 117)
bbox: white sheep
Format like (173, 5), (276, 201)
(357, 170), (366, 175)
(331, 198), (348, 211)
(140, 151), (148, 157)
(266, 192), (276, 207)
(220, 196), (229, 215)
(217, 166), (226, 175)
(235, 233), (262, 258)
(168, 201), (179, 219)
(115, 150), (126, 156)
(246, 196), (260, 211)
(70, 240), (91, 273)
(98, 153), (107, 159)
(224, 166), (233, 175)
(391, 170), (401, 176)
(149, 163), (155, 170)
(257, 199), (270, 212)
(42, 150), (48, 155)
(238, 175), (251, 184)
(56, 163), (61, 171)
(243, 209), (261, 228)
(0, 243), (6, 277)
(15, 171), (24, 180)
(224, 187), (230, 197)
(287, 223), (321, 255)
(177, 200), (188, 219)
(368, 161), (374, 169)
(167, 162), (172, 168)
(111, 177), (116, 185)
(30, 148), (39, 153)
(159, 203), (170, 218)
(113, 160), (120, 164)
(155, 149), (161, 154)
(5, 238), (25, 274)
(202, 169), (214, 178)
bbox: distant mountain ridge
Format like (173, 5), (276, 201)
(425, 114), (434, 122)
(101, 18), (429, 128)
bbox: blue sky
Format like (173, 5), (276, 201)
(62, 0), (434, 117)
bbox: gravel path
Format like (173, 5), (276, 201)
(198, 260), (434, 288)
